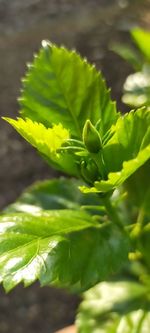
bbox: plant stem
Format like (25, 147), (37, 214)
(81, 205), (105, 212)
(131, 208), (145, 238)
(102, 196), (124, 231)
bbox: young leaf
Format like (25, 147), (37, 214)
(4, 117), (79, 177)
(4, 117), (69, 153)
(80, 108), (150, 193)
(19, 41), (118, 139)
(0, 211), (129, 292)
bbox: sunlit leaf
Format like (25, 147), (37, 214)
(80, 108), (150, 193)
(131, 28), (150, 61)
(19, 41), (118, 139)
(0, 211), (129, 292)
(4, 117), (80, 176)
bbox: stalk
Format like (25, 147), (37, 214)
(102, 195), (125, 231)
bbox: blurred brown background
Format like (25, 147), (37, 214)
(0, 0), (150, 332)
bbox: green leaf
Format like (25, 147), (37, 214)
(125, 160), (150, 215)
(76, 281), (150, 333)
(4, 117), (80, 177)
(19, 41), (118, 139)
(80, 108), (150, 193)
(5, 177), (101, 213)
(111, 43), (143, 71)
(0, 210), (129, 292)
(122, 69), (150, 107)
(4, 117), (69, 153)
(131, 28), (150, 61)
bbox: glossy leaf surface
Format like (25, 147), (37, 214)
(0, 210), (129, 292)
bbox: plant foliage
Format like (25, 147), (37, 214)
(1, 40), (150, 332)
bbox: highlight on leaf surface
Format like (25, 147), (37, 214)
(3, 117), (81, 176)
(0, 209), (129, 292)
(4, 117), (69, 154)
(0, 176), (130, 292)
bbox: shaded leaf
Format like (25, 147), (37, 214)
(5, 177), (101, 213)
(111, 43), (142, 71)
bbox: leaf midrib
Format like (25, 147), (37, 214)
(49, 48), (82, 138)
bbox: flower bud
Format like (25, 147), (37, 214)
(80, 159), (99, 184)
(82, 120), (102, 153)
